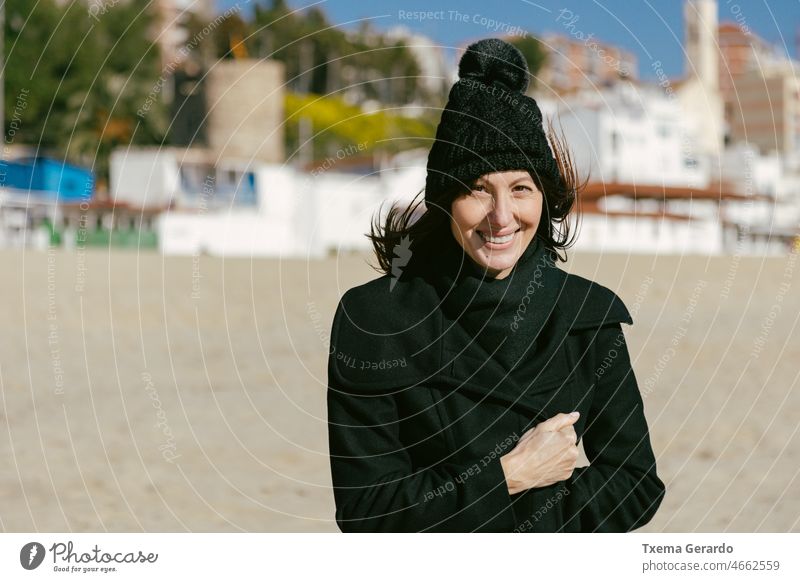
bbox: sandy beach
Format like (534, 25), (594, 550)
(0, 246), (797, 532)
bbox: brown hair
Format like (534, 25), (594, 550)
(367, 119), (587, 275)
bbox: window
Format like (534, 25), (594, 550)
(179, 164), (258, 208)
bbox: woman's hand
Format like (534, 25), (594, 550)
(500, 412), (580, 495)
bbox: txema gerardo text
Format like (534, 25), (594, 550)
(643, 543), (734, 554)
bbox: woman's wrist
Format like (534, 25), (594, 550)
(500, 453), (524, 495)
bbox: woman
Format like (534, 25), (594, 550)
(326, 38), (665, 532)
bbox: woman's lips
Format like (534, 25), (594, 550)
(478, 228), (519, 249)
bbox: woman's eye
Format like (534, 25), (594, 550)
(514, 185), (533, 193)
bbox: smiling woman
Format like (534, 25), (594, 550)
(326, 38), (665, 532)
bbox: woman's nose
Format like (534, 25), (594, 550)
(487, 190), (514, 226)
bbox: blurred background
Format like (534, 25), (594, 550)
(0, 0), (798, 532)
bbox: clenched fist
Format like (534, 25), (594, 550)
(500, 412), (580, 495)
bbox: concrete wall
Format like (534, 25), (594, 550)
(205, 59), (286, 164)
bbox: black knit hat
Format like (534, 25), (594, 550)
(425, 38), (559, 204)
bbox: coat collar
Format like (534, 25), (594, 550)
(328, 245), (632, 418)
(431, 233), (561, 375)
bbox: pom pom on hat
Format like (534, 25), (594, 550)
(458, 38), (530, 93)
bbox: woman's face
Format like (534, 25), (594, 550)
(450, 170), (543, 279)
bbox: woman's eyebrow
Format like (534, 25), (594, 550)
(508, 176), (534, 185)
(473, 176), (533, 187)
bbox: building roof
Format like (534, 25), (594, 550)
(581, 181), (771, 201)
(578, 199), (691, 220)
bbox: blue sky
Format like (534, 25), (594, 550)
(216, 0), (798, 81)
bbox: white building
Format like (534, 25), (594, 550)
(534, 76), (796, 255)
(718, 144), (800, 252)
(571, 182), (768, 256)
(110, 147), (404, 257)
(539, 80), (710, 189)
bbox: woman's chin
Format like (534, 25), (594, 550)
(471, 252), (517, 274)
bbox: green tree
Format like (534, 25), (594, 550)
(249, 0), (423, 102)
(508, 36), (547, 91)
(4, 0), (165, 187)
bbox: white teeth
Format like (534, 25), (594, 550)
(479, 231), (516, 244)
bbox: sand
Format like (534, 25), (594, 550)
(0, 246), (797, 532)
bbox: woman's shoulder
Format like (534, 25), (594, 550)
(330, 272), (441, 351)
(555, 269), (634, 330)
(328, 273), (441, 392)
(336, 272), (438, 329)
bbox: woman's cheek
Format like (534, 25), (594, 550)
(452, 199), (484, 236)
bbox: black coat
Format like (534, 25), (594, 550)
(326, 256), (665, 532)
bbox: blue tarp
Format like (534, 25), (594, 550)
(0, 157), (94, 201)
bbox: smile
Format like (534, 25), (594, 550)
(478, 228), (520, 245)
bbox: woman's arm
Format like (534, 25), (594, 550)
(560, 322), (666, 531)
(327, 384), (519, 532)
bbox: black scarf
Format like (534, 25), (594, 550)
(429, 232), (564, 375)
